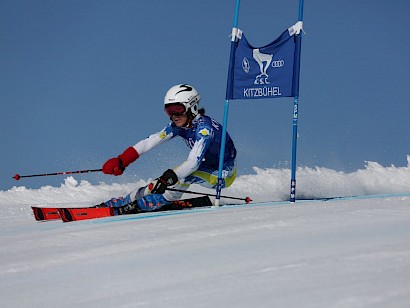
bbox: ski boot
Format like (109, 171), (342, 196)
(97, 194), (140, 215)
(97, 194), (170, 215)
(136, 194), (169, 211)
(103, 195), (132, 208)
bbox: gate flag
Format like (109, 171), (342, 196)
(227, 23), (302, 100)
(216, 0), (305, 206)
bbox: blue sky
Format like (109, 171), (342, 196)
(1, 0), (409, 190)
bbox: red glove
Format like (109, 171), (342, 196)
(102, 147), (139, 176)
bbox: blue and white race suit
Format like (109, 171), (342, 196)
(130, 114), (237, 206)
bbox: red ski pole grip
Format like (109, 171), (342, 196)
(13, 174), (21, 181)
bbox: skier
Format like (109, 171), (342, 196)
(102, 84), (237, 212)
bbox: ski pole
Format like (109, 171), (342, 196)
(13, 169), (102, 180)
(166, 187), (252, 204)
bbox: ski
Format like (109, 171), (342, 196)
(32, 196), (213, 222)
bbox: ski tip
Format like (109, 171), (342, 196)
(245, 197), (252, 204)
(13, 174), (21, 180)
(31, 206), (61, 221)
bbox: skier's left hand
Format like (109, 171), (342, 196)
(145, 169), (178, 195)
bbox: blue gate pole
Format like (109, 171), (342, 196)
(215, 0), (240, 207)
(290, 0), (304, 203)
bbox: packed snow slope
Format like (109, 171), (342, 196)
(1, 158), (410, 307)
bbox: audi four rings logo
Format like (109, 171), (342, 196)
(271, 60), (285, 68)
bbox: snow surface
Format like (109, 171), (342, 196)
(1, 158), (410, 307)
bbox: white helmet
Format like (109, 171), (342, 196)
(164, 84), (201, 117)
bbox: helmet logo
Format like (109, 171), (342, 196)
(175, 84), (193, 95)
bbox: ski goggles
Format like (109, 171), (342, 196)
(164, 103), (187, 117)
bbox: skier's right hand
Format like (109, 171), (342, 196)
(102, 158), (124, 176)
(102, 147), (139, 176)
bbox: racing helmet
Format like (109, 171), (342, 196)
(164, 84), (201, 117)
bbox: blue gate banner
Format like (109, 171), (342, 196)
(227, 26), (298, 100)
